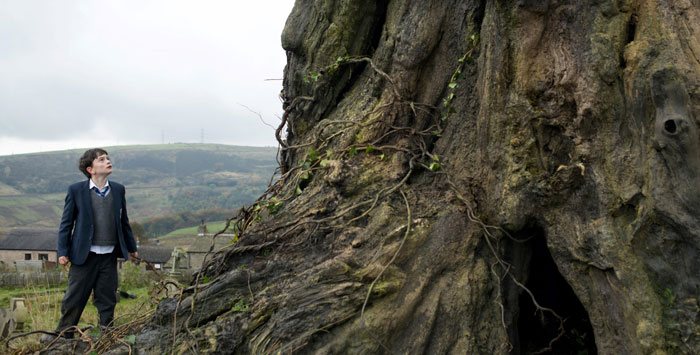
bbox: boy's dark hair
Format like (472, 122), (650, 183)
(78, 148), (108, 178)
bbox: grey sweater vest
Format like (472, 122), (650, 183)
(91, 191), (117, 247)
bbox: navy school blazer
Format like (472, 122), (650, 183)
(56, 180), (138, 265)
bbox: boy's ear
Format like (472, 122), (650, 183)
(86, 166), (94, 175)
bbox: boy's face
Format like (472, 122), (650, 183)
(86, 154), (113, 177)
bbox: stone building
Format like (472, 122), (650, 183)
(186, 234), (232, 271)
(0, 228), (57, 267)
(129, 245), (173, 270)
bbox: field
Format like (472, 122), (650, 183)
(155, 220), (235, 251)
(0, 194), (64, 228)
(0, 263), (165, 353)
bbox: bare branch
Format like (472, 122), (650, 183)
(238, 103), (277, 130)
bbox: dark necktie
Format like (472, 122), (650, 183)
(92, 186), (109, 198)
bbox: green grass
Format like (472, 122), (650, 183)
(155, 235), (199, 250)
(0, 284), (154, 328)
(2, 276), (159, 352)
(158, 221), (238, 252)
(0, 286), (61, 308)
(160, 221), (232, 238)
(154, 220), (235, 250)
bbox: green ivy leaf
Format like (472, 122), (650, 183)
(428, 162), (441, 171)
(448, 82), (458, 89)
(266, 198), (283, 214)
(307, 148), (319, 163)
(310, 71), (320, 82)
(125, 335), (136, 345)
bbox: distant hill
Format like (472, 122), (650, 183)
(0, 144), (278, 229)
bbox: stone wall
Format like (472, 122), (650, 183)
(0, 250), (57, 264)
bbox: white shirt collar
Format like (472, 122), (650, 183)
(89, 179), (110, 191)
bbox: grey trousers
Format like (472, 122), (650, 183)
(57, 252), (118, 336)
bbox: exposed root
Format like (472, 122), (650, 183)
(359, 189), (413, 354)
(447, 180), (565, 352)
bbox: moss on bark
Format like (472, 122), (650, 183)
(129, 1), (700, 354)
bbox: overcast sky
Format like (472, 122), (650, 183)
(0, 0), (295, 156)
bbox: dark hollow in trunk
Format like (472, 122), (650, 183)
(513, 232), (597, 354)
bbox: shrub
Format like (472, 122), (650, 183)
(119, 262), (152, 290)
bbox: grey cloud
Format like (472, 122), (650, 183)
(0, 0), (291, 153)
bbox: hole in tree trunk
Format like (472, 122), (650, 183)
(625, 14), (637, 45)
(663, 119), (678, 134)
(511, 229), (598, 354)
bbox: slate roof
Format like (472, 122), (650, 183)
(187, 234), (232, 253)
(0, 228), (56, 251)
(138, 245), (173, 263)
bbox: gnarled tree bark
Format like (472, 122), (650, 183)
(137, 0), (699, 353)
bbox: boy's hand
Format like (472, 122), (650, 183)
(129, 251), (139, 260)
(58, 256), (70, 265)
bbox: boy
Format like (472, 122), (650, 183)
(54, 148), (138, 337)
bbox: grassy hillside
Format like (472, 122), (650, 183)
(0, 144), (278, 229)
(152, 220), (235, 251)
(0, 194), (64, 228)
(160, 220), (232, 238)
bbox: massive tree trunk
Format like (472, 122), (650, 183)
(138, 0), (699, 353)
